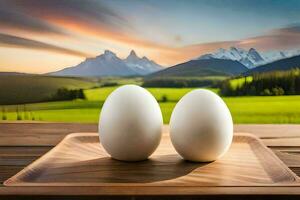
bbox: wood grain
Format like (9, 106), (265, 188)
(0, 122), (97, 146)
(1, 123), (300, 146)
(1, 123), (300, 197)
(274, 150), (300, 168)
(5, 132), (299, 187)
(263, 138), (300, 147)
(234, 124), (300, 139)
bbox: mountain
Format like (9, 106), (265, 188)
(124, 50), (162, 75)
(50, 50), (163, 77)
(262, 51), (287, 61)
(196, 47), (300, 69)
(196, 47), (265, 69)
(149, 59), (248, 77)
(248, 48), (265, 63)
(262, 49), (300, 62)
(245, 55), (300, 75)
(51, 50), (135, 77)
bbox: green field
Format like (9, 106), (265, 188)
(1, 86), (300, 124)
(85, 87), (219, 102)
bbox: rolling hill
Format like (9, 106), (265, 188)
(0, 72), (32, 76)
(245, 55), (300, 75)
(0, 74), (96, 105)
(149, 59), (248, 78)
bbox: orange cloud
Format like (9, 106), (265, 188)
(0, 33), (90, 58)
(45, 16), (175, 54)
(7, 0), (176, 58)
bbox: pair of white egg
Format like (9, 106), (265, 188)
(99, 85), (233, 162)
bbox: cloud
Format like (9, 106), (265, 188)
(175, 24), (300, 61)
(1, 1), (300, 67)
(0, 2), (66, 35)
(0, 33), (90, 57)
(239, 24), (300, 51)
(276, 24), (300, 34)
(8, 0), (131, 32)
(3, 0), (170, 50)
(153, 24), (300, 66)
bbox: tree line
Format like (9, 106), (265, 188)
(142, 78), (221, 88)
(48, 88), (86, 101)
(220, 69), (300, 96)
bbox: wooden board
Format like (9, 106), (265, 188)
(234, 124), (300, 139)
(4, 133), (299, 187)
(274, 150), (300, 167)
(263, 138), (300, 147)
(0, 122), (97, 146)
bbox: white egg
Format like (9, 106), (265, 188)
(99, 85), (163, 161)
(170, 89), (233, 162)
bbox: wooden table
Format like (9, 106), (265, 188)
(0, 122), (300, 199)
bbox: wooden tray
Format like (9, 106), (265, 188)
(4, 132), (299, 187)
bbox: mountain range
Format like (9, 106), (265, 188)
(197, 47), (264, 69)
(196, 47), (300, 69)
(50, 50), (163, 77)
(49, 47), (300, 78)
(149, 47), (300, 78)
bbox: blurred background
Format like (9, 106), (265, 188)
(1, 0), (300, 124)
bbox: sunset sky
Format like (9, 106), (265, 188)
(1, 0), (300, 73)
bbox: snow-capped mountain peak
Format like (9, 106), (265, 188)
(196, 46), (300, 69)
(142, 56), (149, 61)
(102, 50), (117, 60)
(124, 51), (162, 75)
(128, 50), (137, 57)
(248, 48), (264, 63)
(126, 50), (139, 61)
(50, 49), (163, 77)
(229, 46), (239, 53)
(197, 47), (265, 69)
(104, 49), (115, 55)
(258, 49), (300, 64)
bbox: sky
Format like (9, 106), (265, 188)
(1, 0), (300, 73)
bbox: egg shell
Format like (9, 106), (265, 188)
(99, 85), (163, 161)
(170, 89), (233, 162)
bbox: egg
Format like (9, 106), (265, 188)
(170, 89), (233, 162)
(99, 85), (163, 161)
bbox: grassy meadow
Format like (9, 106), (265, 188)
(1, 86), (300, 124)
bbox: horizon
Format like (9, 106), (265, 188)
(1, 0), (300, 73)
(1, 46), (296, 75)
